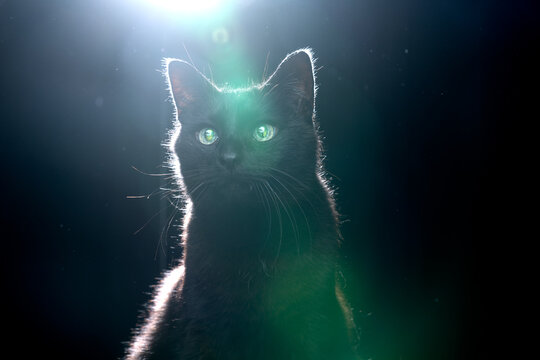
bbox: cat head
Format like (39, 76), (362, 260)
(165, 49), (320, 204)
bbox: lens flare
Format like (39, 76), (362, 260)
(147, 0), (222, 13)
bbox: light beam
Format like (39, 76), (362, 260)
(146, 0), (222, 13)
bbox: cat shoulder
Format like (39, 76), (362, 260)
(125, 265), (185, 359)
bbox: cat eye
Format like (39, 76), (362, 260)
(253, 124), (276, 142)
(197, 128), (218, 145)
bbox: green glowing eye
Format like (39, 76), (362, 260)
(198, 128), (218, 145)
(253, 124), (276, 142)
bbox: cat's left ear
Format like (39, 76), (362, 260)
(264, 49), (316, 120)
(166, 58), (213, 115)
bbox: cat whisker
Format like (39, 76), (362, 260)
(155, 200), (181, 261)
(182, 42), (195, 67)
(133, 207), (167, 235)
(186, 181), (207, 199)
(261, 182), (282, 266)
(264, 180), (294, 265)
(267, 179), (302, 255)
(254, 182), (273, 268)
(324, 169), (342, 182)
(262, 51), (270, 83)
(267, 174), (312, 252)
(262, 82), (280, 98)
(166, 196), (183, 210)
(267, 167), (312, 191)
(126, 185), (172, 201)
(207, 63), (214, 85)
(268, 168), (318, 214)
(130, 165), (170, 177)
(190, 182), (210, 204)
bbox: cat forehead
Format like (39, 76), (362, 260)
(210, 88), (273, 122)
(178, 88), (274, 133)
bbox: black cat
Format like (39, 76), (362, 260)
(125, 49), (359, 360)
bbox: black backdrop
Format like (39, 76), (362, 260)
(1, 0), (505, 358)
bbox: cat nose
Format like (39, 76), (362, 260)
(219, 149), (239, 171)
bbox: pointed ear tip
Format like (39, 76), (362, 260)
(166, 59), (194, 72)
(287, 49), (315, 69)
(296, 48), (314, 58)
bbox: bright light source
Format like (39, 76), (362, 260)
(147, 0), (222, 13)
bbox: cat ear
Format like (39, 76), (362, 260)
(264, 49), (316, 119)
(166, 59), (213, 114)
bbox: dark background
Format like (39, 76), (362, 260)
(0, 0), (505, 358)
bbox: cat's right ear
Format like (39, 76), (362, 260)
(166, 59), (213, 115)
